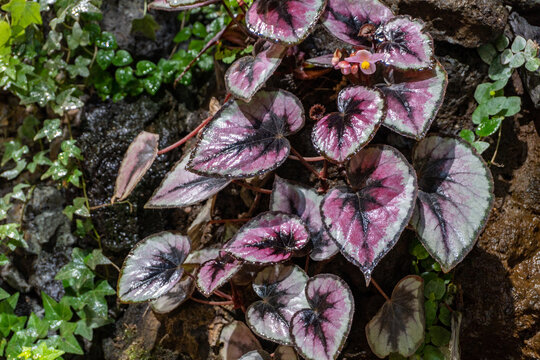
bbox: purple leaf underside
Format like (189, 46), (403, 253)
(323, 0), (394, 46)
(118, 232), (191, 303)
(240, 350), (272, 360)
(226, 42), (287, 102)
(184, 247), (221, 265)
(290, 274), (354, 360)
(196, 254), (243, 297)
(246, 0), (327, 45)
(148, 0), (219, 11)
(271, 176), (338, 261)
(305, 54), (334, 68)
(225, 212), (310, 264)
(377, 16), (434, 70)
(379, 61), (447, 139)
(220, 321), (263, 360)
(312, 86), (386, 163)
(321, 145), (417, 284)
(239, 347), (298, 360)
(188, 90), (305, 179)
(411, 135), (494, 272)
(247, 265), (309, 345)
(145, 150), (230, 208)
(113, 131), (159, 202)
(366, 275), (425, 358)
(150, 276), (195, 314)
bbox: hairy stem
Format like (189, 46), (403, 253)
(208, 218), (251, 224)
(157, 115), (213, 155)
(288, 155), (326, 162)
(371, 278), (391, 302)
(290, 147), (326, 180)
(232, 180), (272, 194)
(190, 297), (233, 306)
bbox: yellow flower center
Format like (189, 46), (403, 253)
(489, 90), (496, 96)
(361, 61), (371, 70)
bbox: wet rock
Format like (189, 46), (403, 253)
(101, 0), (178, 60)
(1, 263), (31, 293)
(505, 0), (540, 12)
(29, 250), (71, 301)
(509, 12), (540, 109)
(384, 0), (509, 47)
(79, 93), (193, 253)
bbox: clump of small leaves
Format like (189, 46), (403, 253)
(111, 0), (497, 359)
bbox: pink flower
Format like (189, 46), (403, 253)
(344, 50), (384, 75)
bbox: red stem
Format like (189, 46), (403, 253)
(214, 290), (233, 300)
(371, 278), (390, 302)
(157, 115), (212, 155)
(290, 147), (326, 180)
(190, 297), (233, 306)
(288, 155), (326, 162)
(232, 180), (272, 194)
(208, 218), (251, 224)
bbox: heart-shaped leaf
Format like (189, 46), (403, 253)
(196, 253), (243, 297)
(145, 150), (230, 208)
(246, 0), (327, 45)
(225, 212), (310, 264)
(323, 0), (394, 46)
(321, 145), (417, 284)
(188, 90), (305, 179)
(150, 275), (195, 313)
(379, 61), (448, 140)
(290, 274), (354, 360)
(376, 16), (434, 70)
(220, 321), (263, 360)
(246, 265), (309, 345)
(148, 0), (219, 11)
(240, 350), (272, 360)
(312, 86), (386, 163)
(271, 176), (338, 261)
(366, 275), (425, 358)
(226, 42), (287, 102)
(411, 135), (494, 272)
(118, 232), (191, 303)
(113, 131), (159, 202)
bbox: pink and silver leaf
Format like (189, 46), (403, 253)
(290, 274), (354, 360)
(312, 86), (386, 163)
(220, 321), (263, 360)
(411, 135), (494, 272)
(271, 176), (338, 261)
(113, 131), (159, 202)
(118, 232), (191, 303)
(145, 150), (230, 209)
(226, 42), (287, 102)
(379, 61), (447, 139)
(246, 265), (309, 345)
(322, 0), (394, 46)
(148, 0), (219, 11)
(366, 275), (425, 358)
(150, 275), (195, 314)
(246, 0), (327, 45)
(188, 90), (305, 179)
(321, 145), (417, 284)
(224, 212), (310, 264)
(239, 350), (272, 360)
(196, 253), (242, 297)
(376, 16), (434, 70)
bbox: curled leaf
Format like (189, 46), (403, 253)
(366, 275), (425, 358)
(323, 0), (393, 46)
(113, 131), (159, 202)
(196, 253), (243, 297)
(376, 16), (434, 70)
(379, 61), (448, 140)
(225, 212), (310, 264)
(271, 176), (338, 261)
(246, 265), (309, 345)
(226, 42), (287, 102)
(220, 321), (262, 360)
(150, 275), (195, 313)
(239, 350), (272, 360)
(312, 86), (386, 163)
(188, 90), (305, 179)
(321, 145), (417, 284)
(246, 0), (327, 45)
(145, 150), (230, 209)
(118, 232), (191, 303)
(290, 274), (354, 360)
(411, 135), (494, 272)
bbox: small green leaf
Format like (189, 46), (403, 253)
(66, 56), (91, 78)
(34, 119), (61, 142)
(525, 58), (540, 72)
(509, 52), (526, 68)
(500, 49), (513, 65)
(192, 21), (207, 38)
(502, 96), (521, 117)
(26, 313), (49, 338)
(115, 67), (134, 88)
(511, 36), (526, 53)
(67, 22), (89, 50)
(425, 299), (438, 326)
(495, 35), (509, 52)
(0, 21), (11, 49)
(459, 129), (475, 144)
(474, 83), (493, 104)
(174, 27), (192, 43)
(131, 14), (160, 41)
(136, 60), (156, 77)
(63, 197), (90, 221)
(472, 141), (490, 154)
(84, 249), (112, 270)
(438, 304), (451, 326)
(1, 0), (42, 30)
(486, 96), (507, 115)
(112, 50), (133, 67)
(96, 49), (115, 70)
(0, 288), (9, 301)
(42, 292), (72, 322)
(423, 345), (444, 360)
(428, 326), (451, 347)
(489, 55), (512, 81)
(472, 103), (489, 124)
(476, 117), (502, 137)
(142, 74), (162, 95)
(96, 31), (118, 50)
(524, 39), (539, 59)
(424, 278), (446, 300)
